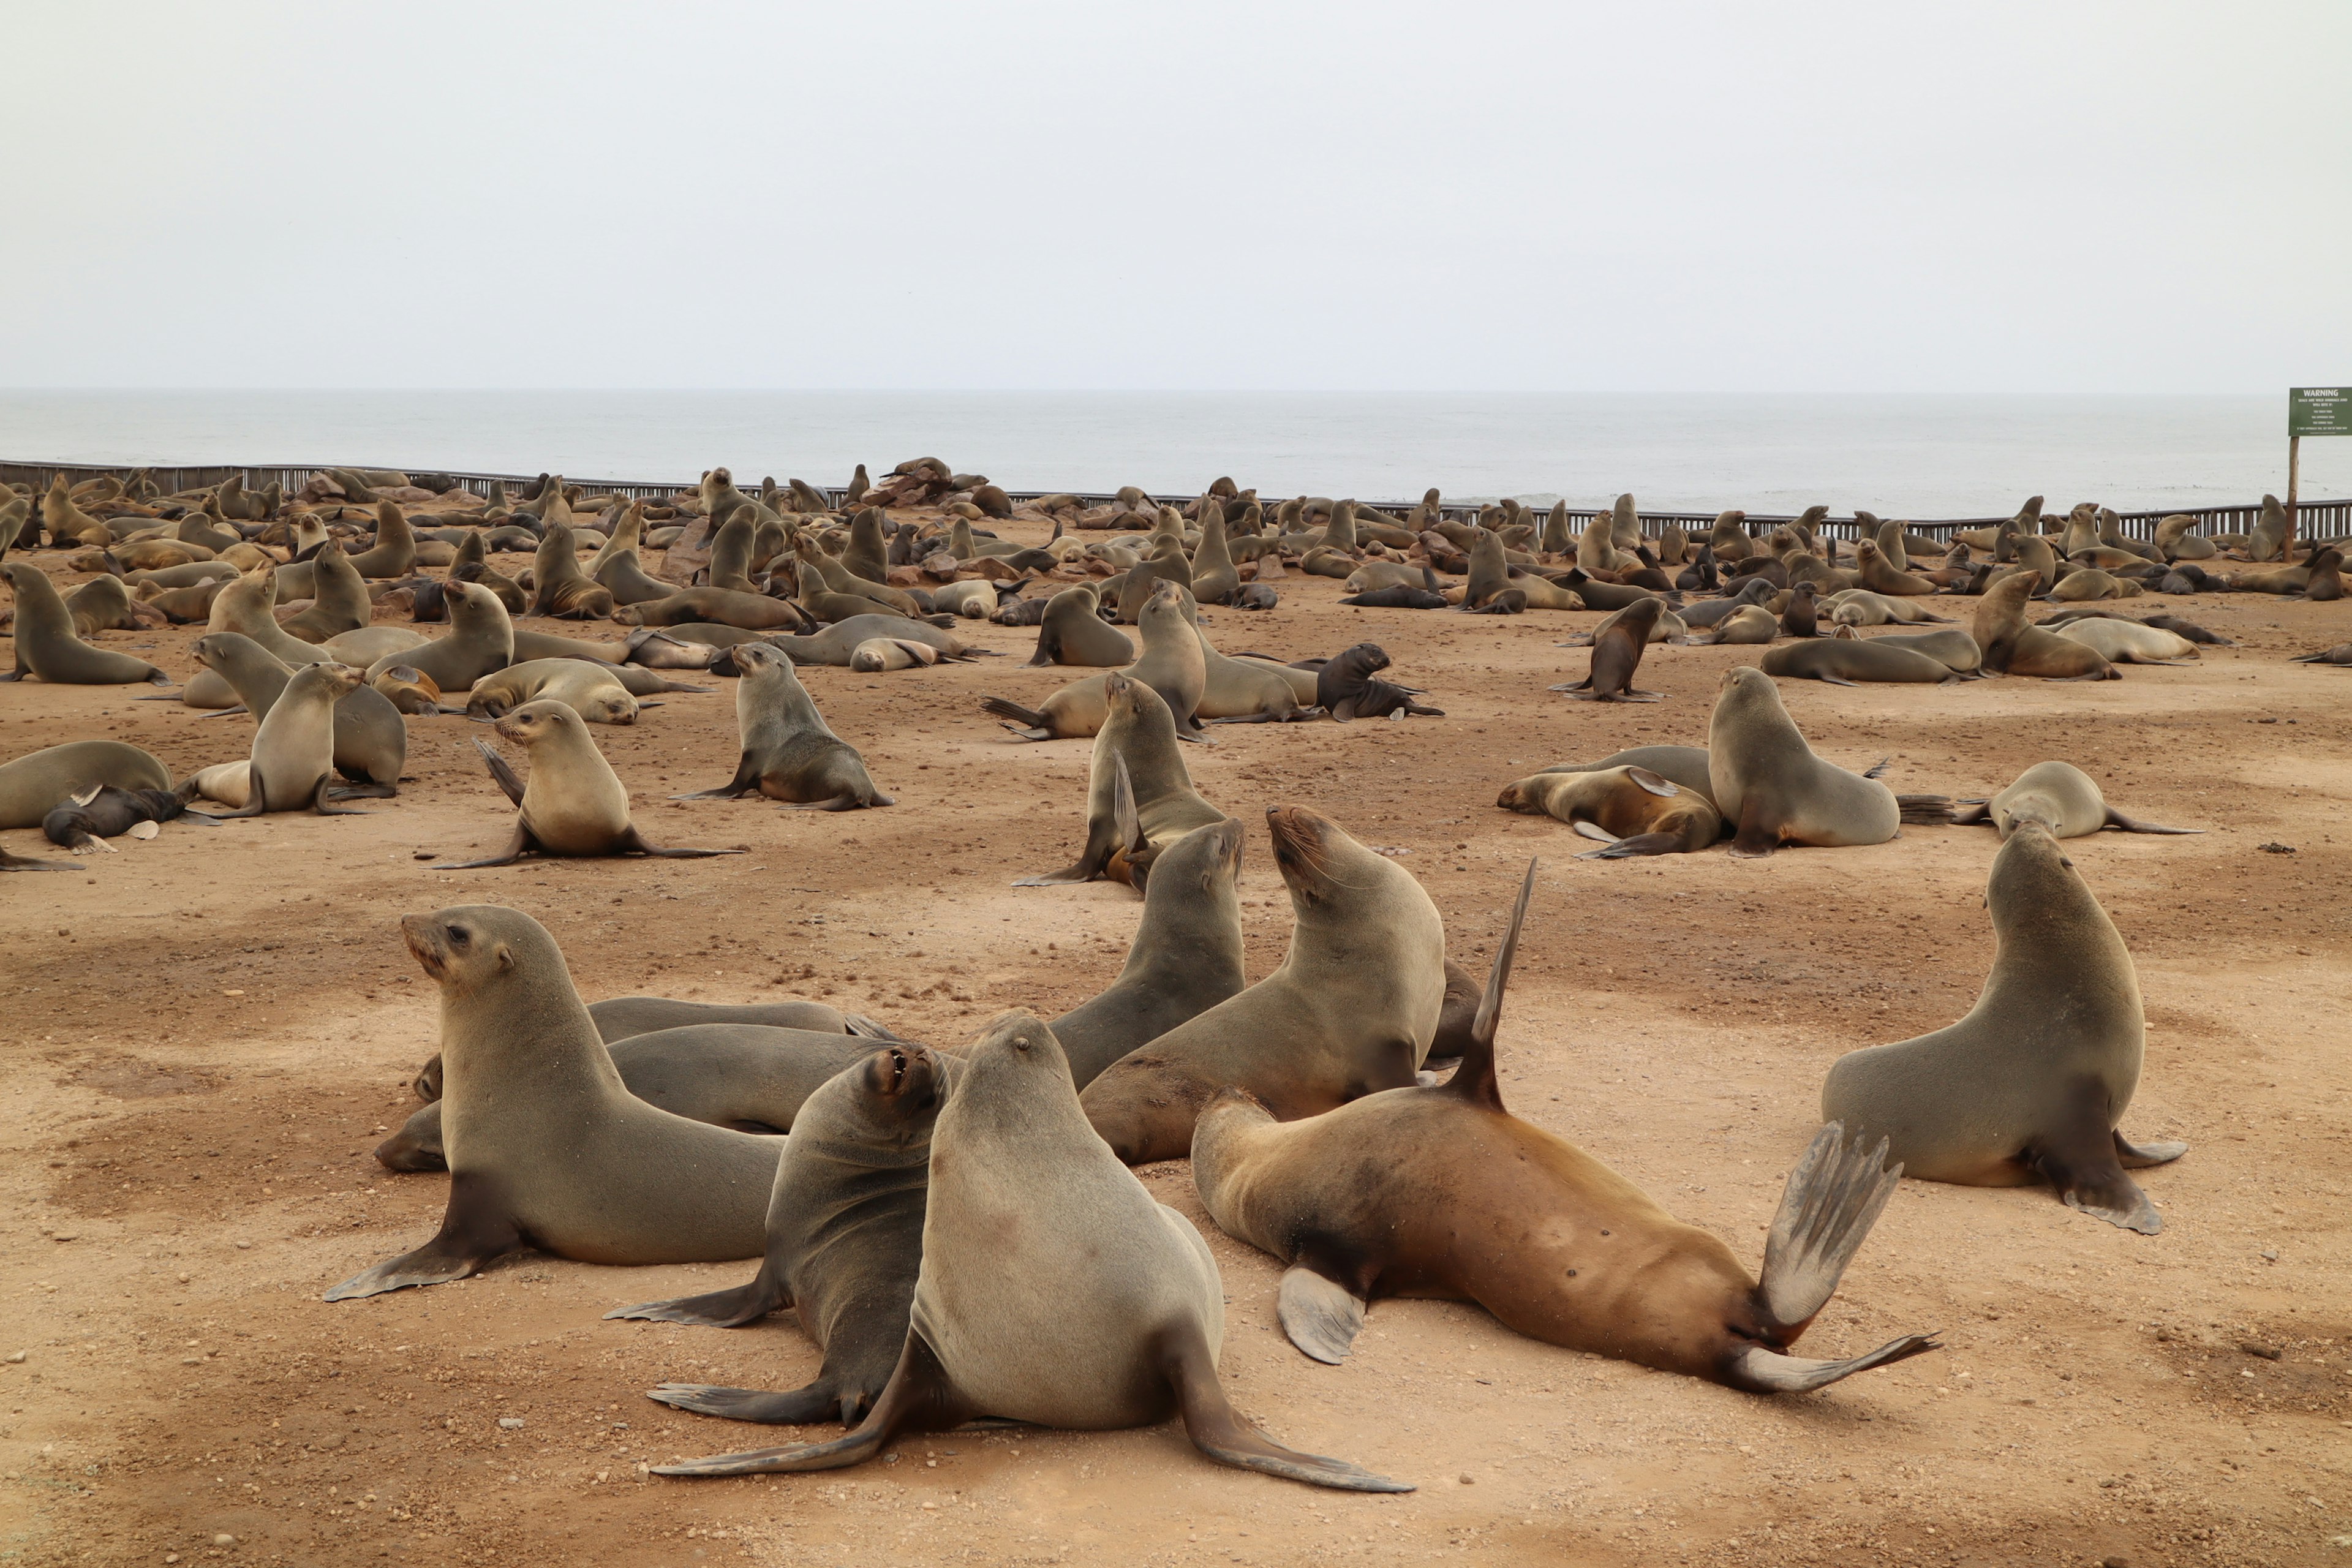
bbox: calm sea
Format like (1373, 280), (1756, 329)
(0, 391), (2329, 520)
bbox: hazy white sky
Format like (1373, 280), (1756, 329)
(4, 2), (2345, 392)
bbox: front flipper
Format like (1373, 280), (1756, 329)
(1727, 797), (1781, 858)
(433, 823), (533, 869)
(646, 1381), (850, 1427)
(607, 1261), (790, 1329)
(2103, 809), (2200, 836)
(617, 826), (743, 859)
(1725, 1333), (1941, 1393)
(1163, 1321), (1410, 1492)
(1277, 1267), (1368, 1365)
(472, 738), (526, 806)
(2114, 1130), (2188, 1168)
(2026, 1077), (2165, 1234)
(324, 1172), (525, 1300)
(652, 1330), (968, 1477)
(671, 752), (760, 800)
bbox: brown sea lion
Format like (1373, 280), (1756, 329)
(983, 581), (1207, 742)
(1707, 667), (1914, 856)
(1759, 636), (1958, 685)
(1941, 761), (2196, 838)
(1025, 586), (1134, 668)
(1972, 571), (2117, 680)
(1550, 597), (1664, 701)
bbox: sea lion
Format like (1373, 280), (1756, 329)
(757, 616), (982, 668)
(326, 906), (785, 1299)
(1081, 807), (1447, 1165)
(1342, 562), (1441, 595)
(0, 563), (172, 685)
(1758, 636), (1958, 685)
(364, 580), (514, 692)
(1689, 603), (1777, 645)
(1314, 643), (1443, 720)
(1825, 591), (1950, 627)
(1707, 667), (1912, 856)
(0, 740), (173, 831)
(1014, 674), (1227, 888)
(1855, 538), (1936, 596)
(464, 657), (646, 723)
(1193, 864), (1938, 1392)
(2049, 619), (2199, 665)
(1862, 627), (1983, 674)
(1821, 822), (2185, 1233)
(624, 586), (813, 631)
(983, 581), (1207, 742)
(318, 625), (431, 668)
(190, 632), (406, 794)
(1942, 760), (2196, 839)
(674, 642), (891, 809)
(1972, 571), (2117, 680)
(2248, 494), (2289, 561)
(531, 526), (617, 619)
(2047, 568), (2139, 603)
(616, 1044), (949, 1428)
(650, 1010), (1406, 1493)
(1551, 597), (1663, 701)
(1779, 579), (1823, 638)
(1338, 582), (1448, 609)
(1194, 624), (1316, 723)
(437, 701), (743, 867)
(40, 783), (208, 852)
(62, 574), (161, 635)
(1496, 766), (1722, 857)
(347, 503), (418, 578)
(595, 545), (676, 607)
(925, 581), (996, 619)
(1025, 586), (1135, 668)
(2289, 643), (2352, 665)
(190, 662), (373, 815)
(847, 638), (943, 672)
(1190, 510), (1241, 605)
(1537, 745), (1716, 802)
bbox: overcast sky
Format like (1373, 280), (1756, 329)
(3, 2), (2345, 392)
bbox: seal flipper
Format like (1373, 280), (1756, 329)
(673, 750), (761, 800)
(1726, 1334), (1942, 1393)
(2025, 1077), (2165, 1234)
(1727, 797), (1781, 859)
(433, 823), (533, 870)
(2102, 808), (2199, 835)
(1, 846), (74, 871)
(324, 1170), (526, 1300)
(1277, 1267), (1368, 1365)
(2114, 1130), (2188, 1168)
(608, 1256), (791, 1329)
(616, 826), (743, 859)
(652, 1330), (971, 1477)
(645, 1381), (850, 1427)
(472, 737), (526, 806)
(1442, 857), (1535, 1112)
(1577, 831), (1686, 859)
(1161, 1319), (1411, 1493)
(1755, 1123), (1902, 1336)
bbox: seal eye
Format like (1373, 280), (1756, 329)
(447, 926), (470, 948)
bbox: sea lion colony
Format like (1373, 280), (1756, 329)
(0, 465), (2334, 1539)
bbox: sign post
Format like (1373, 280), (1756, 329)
(2288, 388), (2352, 559)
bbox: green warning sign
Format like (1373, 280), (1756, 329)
(2290, 387), (2352, 437)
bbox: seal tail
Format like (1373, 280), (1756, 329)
(1755, 1123), (1902, 1336)
(981, 695), (1049, 730)
(1896, 793), (1953, 824)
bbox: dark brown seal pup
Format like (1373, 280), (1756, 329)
(1316, 643), (1444, 720)
(42, 784), (211, 853)
(1192, 864), (1937, 1392)
(674, 642), (891, 810)
(327, 906), (785, 1299)
(614, 1044), (949, 1428)
(1551, 597), (1664, 701)
(651, 1011), (1409, 1492)
(1822, 822), (2185, 1233)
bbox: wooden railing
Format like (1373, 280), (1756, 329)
(4, 460), (2342, 543)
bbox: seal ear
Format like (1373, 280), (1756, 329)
(493, 942), (515, 974)
(1626, 768), (1678, 798)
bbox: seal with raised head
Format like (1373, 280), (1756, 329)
(616, 1044), (949, 1428)
(327, 906), (785, 1298)
(1708, 666), (1921, 856)
(1080, 807), (1448, 1165)
(674, 642), (892, 809)
(192, 631), (407, 795)
(1550, 597), (1664, 701)
(1942, 760), (2196, 839)
(365, 579), (515, 692)
(1014, 673), (1226, 888)
(983, 580), (1208, 742)
(437, 700), (743, 867)
(187, 662), (374, 816)
(1, 563), (172, 685)
(1822, 821), (2185, 1232)
(1972, 571), (2116, 680)
(650, 1011), (1408, 1491)
(1193, 864), (1939, 1392)
(1497, 766), (1722, 857)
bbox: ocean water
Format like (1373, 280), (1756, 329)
(0, 391), (2332, 520)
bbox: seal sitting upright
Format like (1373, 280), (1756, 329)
(1822, 822), (2185, 1232)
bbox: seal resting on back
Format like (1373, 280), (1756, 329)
(651, 1011), (1408, 1492)
(1081, 806), (1447, 1165)
(326, 906), (785, 1300)
(1822, 821), (2185, 1233)
(1496, 766), (1721, 858)
(1193, 864), (1939, 1392)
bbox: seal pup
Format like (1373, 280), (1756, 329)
(437, 700), (743, 867)
(189, 662), (374, 816)
(1550, 597), (1664, 701)
(1193, 864), (1938, 1391)
(327, 906), (786, 1299)
(1822, 823), (2185, 1232)
(674, 643), (892, 810)
(1081, 807), (1447, 1165)
(191, 631), (406, 796)
(1, 740), (173, 828)
(1496, 767), (1722, 857)
(620, 1044), (950, 1428)
(984, 581), (1208, 742)
(1047, 818), (1249, 1088)
(42, 783), (211, 853)
(1708, 667), (1926, 856)
(1314, 643), (1443, 720)
(651, 1011), (1408, 1492)
(1, 563), (172, 685)
(1014, 674), (1226, 888)
(1942, 761), (2196, 839)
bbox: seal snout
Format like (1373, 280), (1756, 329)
(399, 912), (449, 979)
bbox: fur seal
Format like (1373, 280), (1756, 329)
(319, 625), (431, 668)
(675, 643), (891, 809)
(1708, 667), (1917, 856)
(1081, 807), (1447, 1165)
(1015, 674), (1226, 888)
(1551, 597), (1663, 701)
(1760, 635), (1958, 685)
(1, 564), (172, 685)
(1, 740), (173, 830)
(650, 1010), (1408, 1492)
(1822, 822), (2185, 1232)
(624, 586), (813, 632)
(328, 906), (785, 1298)
(617, 1044), (949, 1428)
(373, 664), (449, 715)
(190, 662), (374, 815)
(1497, 766), (1721, 857)
(1025, 586), (1133, 667)
(754, 616), (981, 668)
(346, 503), (418, 578)
(1314, 643), (1443, 720)
(531, 526), (617, 619)
(846, 638), (943, 672)
(1193, 864), (1938, 1392)
(2049, 619), (2199, 665)
(191, 631), (406, 794)
(1972, 571), (2116, 680)
(1690, 603), (1777, 645)
(464, 658), (650, 724)
(1942, 760), (2196, 839)
(437, 700), (743, 867)
(365, 580), (514, 692)
(984, 581), (1207, 742)
(42, 783), (209, 853)
(1538, 745), (1715, 801)
(1862, 627), (1982, 674)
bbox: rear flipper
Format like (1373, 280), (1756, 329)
(646, 1381), (853, 1427)
(323, 1172), (525, 1300)
(472, 738), (526, 806)
(2114, 1131), (2188, 1167)
(1948, 801), (1992, 826)
(2025, 1078), (2168, 1234)
(1576, 831), (1689, 860)
(652, 1330), (969, 1477)
(2103, 809), (2199, 835)
(672, 752), (760, 799)
(1898, 794), (1953, 824)
(1163, 1321), (1410, 1492)
(607, 1261), (790, 1329)
(1727, 1333), (1942, 1393)
(1755, 1123), (1904, 1336)
(1278, 1267), (1368, 1365)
